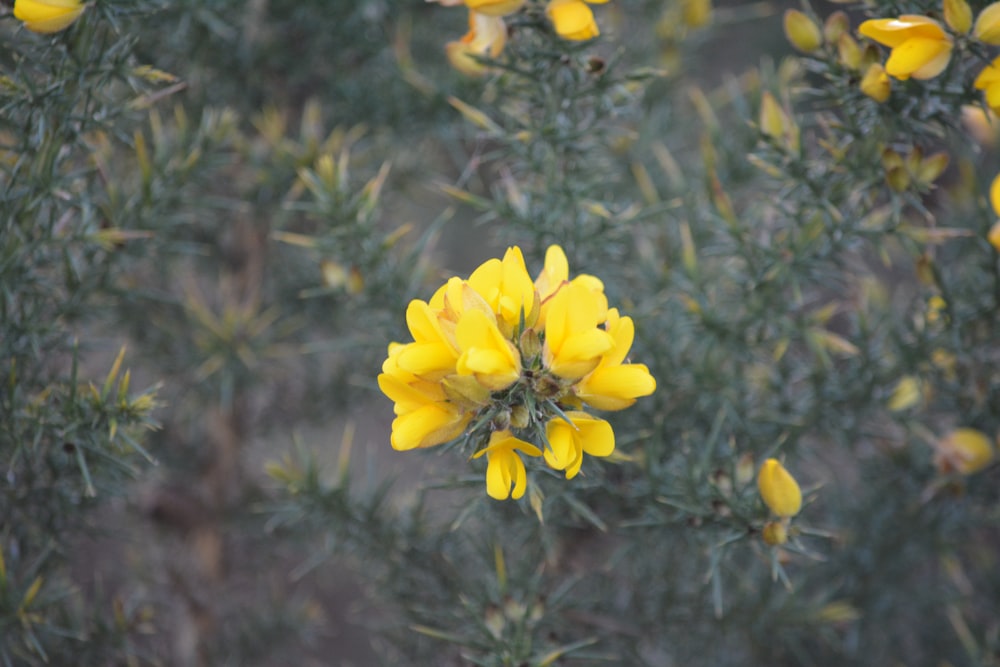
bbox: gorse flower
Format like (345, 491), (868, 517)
(13, 0), (85, 34)
(446, 11), (509, 77)
(974, 56), (1000, 115)
(546, 0), (610, 41)
(379, 245), (656, 499)
(757, 458), (802, 518)
(858, 15), (953, 80)
(435, 0), (611, 73)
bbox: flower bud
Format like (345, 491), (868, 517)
(758, 458), (802, 518)
(934, 428), (995, 475)
(887, 375), (923, 411)
(13, 0), (85, 34)
(991, 172), (1000, 217)
(683, 0), (713, 29)
(837, 34), (863, 70)
(759, 92), (800, 153)
(860, 63), (891, 103)
(823, 10), (850, 43)
(989, 221), (1000, 252)
(945, 0), (973, 34)
(762, 520), (789, 546)
(974, 1), (1000, 44)
(784, 9), (823, 52)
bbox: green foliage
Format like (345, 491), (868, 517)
(2, 0), (999, 665)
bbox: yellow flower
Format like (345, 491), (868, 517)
(446, 11), (509, 76)
(860, 63), (892, 102)
(455, 309), (522, 391)
(757, 458), (802, 518)
(573, 309), (657, 410)
(934, 428), (995, 475)
(394, 299), (460, 381)
(542, 278), (614, 380)
(465, 0), (525, 16)
(472, 431), (542, 500)
(544, 411), (615, 479)
(783, 9), (823, 53)
(858, 15), (953, 80)
(13, 0), (85, 34)
(974, 1), (1000, 44)
(546, 0), (609, 41)
(988, 221), (1000, 252)
(974, 57), (1000, 115)
(467, 246), (537, 334)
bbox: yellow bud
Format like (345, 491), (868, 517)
(823, 10), (850, 43)
(762, 520), (789, 546)
(837, 34), (863, 70)
(735, 452), (756, 487)
(945, 0), (973, 34)
(989, 220), (1000, 252)
(887, 375), (923, 411)
(991, 172), (1000, 217)
(682, 0), (713, 28)
(915, 151), (950, 186)
(13, 0), (85, 34)
(758, 92), (799, 153)
(860, 63), (891, 103)
(934, 428), (995, 475)
(784, 9), (823, 52)
(758, 458), (803, 518)
(974, 1), (1000, 44)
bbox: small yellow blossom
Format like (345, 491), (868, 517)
(784, 9), (823, 53)
(944, 0), (973, 34)
(758, 458), (802, 518)
(13, 0), (85, 34)
(975, 57), (1000, 116)
(933, 428), (995, 475)
(974, 1), (1000, 44)
(543, 278), (614, 380)
(837, 34), (863, 70)
(473, 431), (542, 500)
(860, 63), (892, 102)
(858, 15), (953, 80)
(573, 309), (657, 410)
(546, 0), (609, 41)
(446, 11), (509, 76)
(544, 411), (615, 479)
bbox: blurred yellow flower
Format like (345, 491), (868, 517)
(446, 11), (509, 76)
(944, 0), (973, 34)
(991, 172), (1000, 217)
(974, 56), (1000, 115)
(860, 63), (892, 102)
(934, 428), (995, 475)
(546, 0), (609, 41)
(13, 0), (85, 34)
(758, 458), (802, 518)
(858, 15), (953, 80)
(465, 0), (525, 16)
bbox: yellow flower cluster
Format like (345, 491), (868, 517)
(13, 0), (85, 34)
(856, 1), (1000, 111)
(433, 0), (611, 76)
(378, 245), (656, 500)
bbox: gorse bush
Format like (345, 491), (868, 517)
(1, 0), (999, 665)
